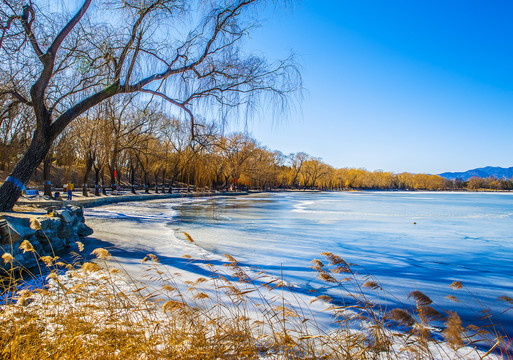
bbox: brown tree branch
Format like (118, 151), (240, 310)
(20, 5), (43, 59)
(0, 90), (32, 106)
(49, 83), (120, 139)
(49, 0), (92, 57)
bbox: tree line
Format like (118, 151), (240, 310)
(2, 96), (511, 193)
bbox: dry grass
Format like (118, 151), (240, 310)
(0, 242), (512, 359)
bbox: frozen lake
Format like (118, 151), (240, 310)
(85, 191), (513, 336)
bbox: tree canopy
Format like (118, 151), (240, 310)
(0, 0), (301, 210)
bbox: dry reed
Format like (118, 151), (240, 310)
(0, 238), (510, 360)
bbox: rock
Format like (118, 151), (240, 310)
(39, 217), (61, 232)
(58, 223), (73, 239)
(55, 209), (73, 223)
(0, 204), (92, 272)
(2, 216), (37, 243)
(64, 205), (84, 221)
(66, 233), (80, 246)
(76, 222), (94, 237)
(42, 236), (65, 254)
(30, 237), (44, 255)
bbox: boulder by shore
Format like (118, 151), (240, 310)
(0, 205), (93, 271)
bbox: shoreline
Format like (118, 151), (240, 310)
(11, 190), (249, 211)
(5, 187), (512, 215)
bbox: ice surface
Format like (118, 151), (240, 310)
(84, 192), (513, 342)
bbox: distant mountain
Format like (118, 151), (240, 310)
(439, 166), (513, 181)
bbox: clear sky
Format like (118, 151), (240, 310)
(230, 0), (513, 174)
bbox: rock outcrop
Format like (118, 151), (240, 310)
(0, 205), (93, 271)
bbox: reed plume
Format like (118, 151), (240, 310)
(19, 240), (35, 253)
(443, 311), (464, 349)
(386, 308), (415, 327)
(29, 217), (41, 231)
(408, 290), (432, 306)
(2, 252), (13, 264)
(182, 231), (195, 243)
(449, 281), (463, 290)
(91, 248), (111, 259)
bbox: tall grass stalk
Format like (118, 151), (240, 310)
(0, 236), (511, 359)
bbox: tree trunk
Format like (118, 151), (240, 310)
(0, 130), (51, 211)
(154, 170), (159, 193)
(162, 168), (167, 193)
(83, 152), (93, 185)
(43, 152), (53, 197)
(143, 171), (149, 193)
(93, 165), (101, 196)
(129, 161), (136, 194)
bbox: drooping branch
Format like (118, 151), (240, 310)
(131, 0), (256, 91)
(116, 3), (158, 83)
(139, 88), (196, 137)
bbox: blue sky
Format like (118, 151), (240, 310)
(231, 0), (513, 174)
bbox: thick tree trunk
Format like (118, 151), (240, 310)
(0, 131), (52, 211)
(43, 153), (53, 196)
(43, 153), (52, 182)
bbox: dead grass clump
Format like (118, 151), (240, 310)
(0, 246), (509, 360)
(91, 248), (111, 259)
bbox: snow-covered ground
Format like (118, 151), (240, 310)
(80, 191), (513, 357)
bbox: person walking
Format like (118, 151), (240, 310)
(67, 181), (74, 200)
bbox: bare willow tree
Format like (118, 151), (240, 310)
(0, 0), (300, 210)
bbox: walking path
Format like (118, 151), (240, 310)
(14, 190), (248, 210)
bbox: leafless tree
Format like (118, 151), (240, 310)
(0, 0), (300, 210)
(289, 151), (308, 187)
